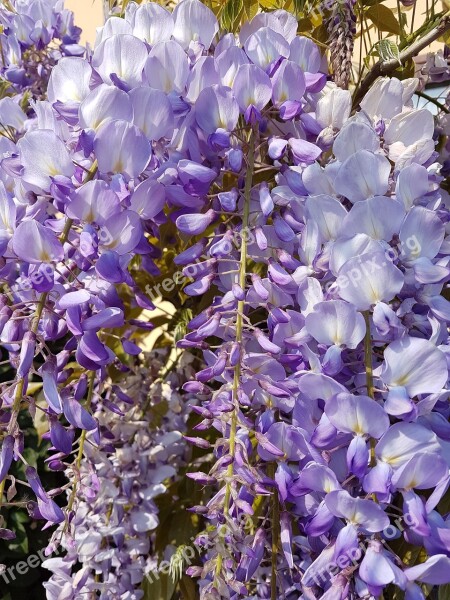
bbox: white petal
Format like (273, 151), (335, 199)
(360, 77), (403, 121)
(334, 150), (391, 203)
(144, 40), (189, 94)
(305, 195), (347, 241)
(333, 121), (380, 161)
(316, 87), (351, 130)
(132, 3), (173, 44)
(48, 57), (93, 104)
(342, 196), (405, 241)
(172, 0), (218, 50)
(381, 336), (448, 396)
(385, 109), (434, 147)
(337, 251), (404, 310)
(93, 34), (148, 88)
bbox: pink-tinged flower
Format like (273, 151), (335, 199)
(130, 2), (174, 45)
(144, 39), (189, 93)
(381, 336), (448, 397)
(233, 63), (272, 118)
(334, 150), (391, 202)
(195, 85), (239, 136)
(48, 57), (92, 105)
(130, 87), (174, 141)
(244, 27), (290, 72)
(336, 251), (404, 310)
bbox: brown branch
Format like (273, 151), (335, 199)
(353, 11), (450, 108)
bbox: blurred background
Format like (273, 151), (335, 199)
(65, 0), (103, 44)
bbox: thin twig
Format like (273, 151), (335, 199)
(416, 90), (450, 114)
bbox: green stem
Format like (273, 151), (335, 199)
(223, 124), (256, 516)
(0, 229), (69, 506)
(64, 370), (96, 528)
(215, 123), (257, 579)
(268, 463), (279, 600)
(410, 0), (417, 35)
(397, 0), (405, 42)
(0, 33), (6, 68)
(357, 1), (365, 84)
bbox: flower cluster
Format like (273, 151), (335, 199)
(43, 349), (196, 600)
(0, 0), (193, 561)
(325, 0), (357, 90)
(175, 31), (450, 600)
(0, 0), (83, 102)
(0, 1), (450, 600)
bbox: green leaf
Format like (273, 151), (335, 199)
(154, 501), (198, 554)
(366, 4), (401, 35)
(376, 39), (401, 64)
(141, 508), (199, 600)
(0, 79), (12, 101)
(179, 576), (199, 600)
(439, 584), (450, 600)
(387, 585), (405, 600)
(221, 0), (242, 32)
(242, 0), (258, 21)
(258, 0), (279, 8)
(171, 308), (193, 343)
(311, 23), (329, 46)
(141, 571), (177, 600)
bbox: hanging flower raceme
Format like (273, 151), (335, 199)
(167, 8), (450, 598)
(0, 0), (188, 568)
(43, 349), (196, 600)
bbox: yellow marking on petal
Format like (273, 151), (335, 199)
(392, 375), (409, 387)
(48, 165), (60, 176)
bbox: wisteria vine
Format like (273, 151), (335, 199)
(0, 1), (450, 599)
